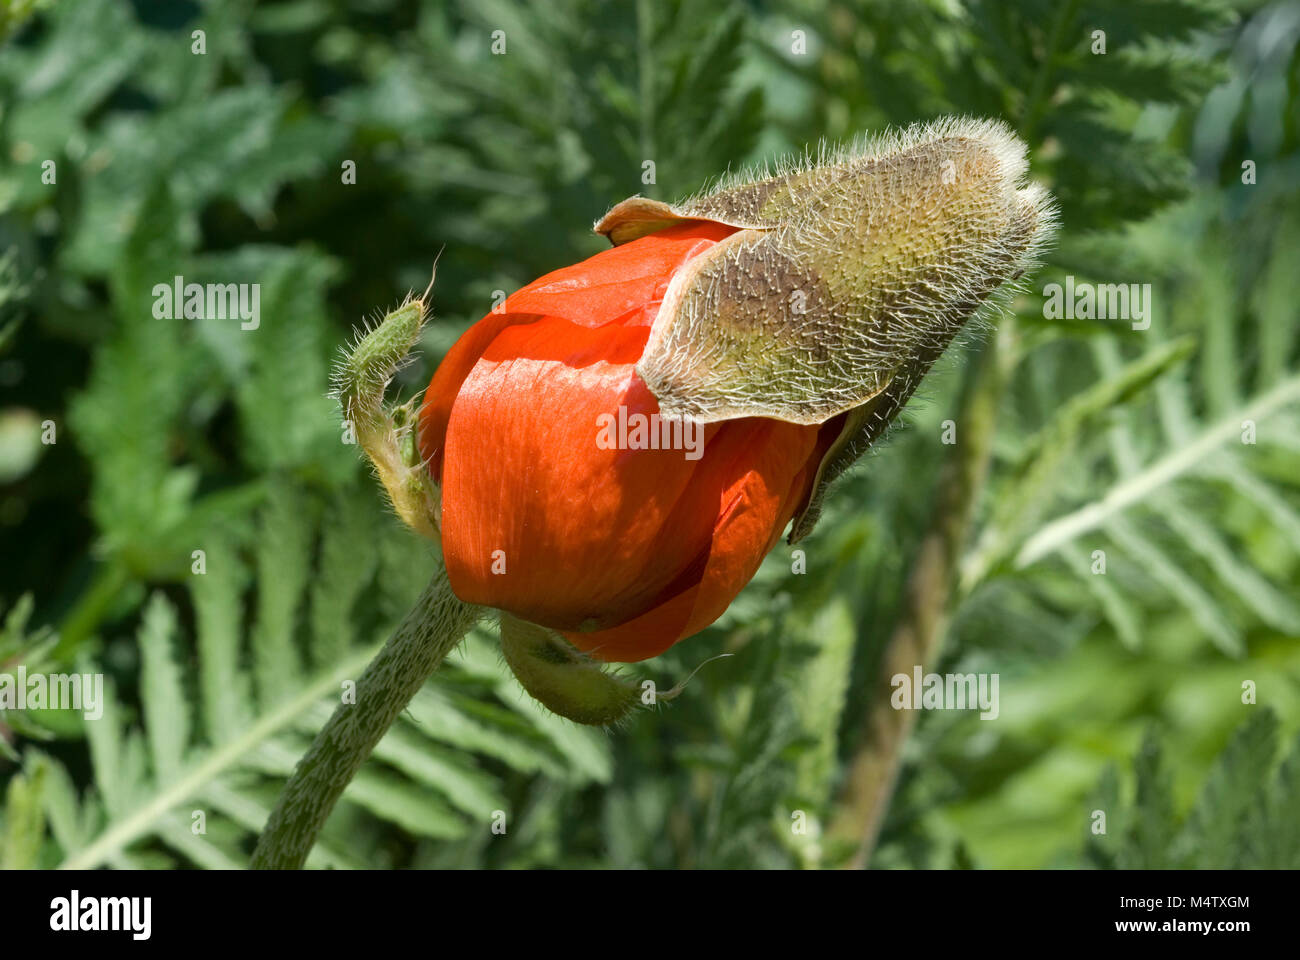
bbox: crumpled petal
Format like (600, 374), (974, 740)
(422, 222), (828, 659)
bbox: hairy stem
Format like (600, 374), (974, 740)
(251, 563), (477, 869)
(829, 325), (1012, 868)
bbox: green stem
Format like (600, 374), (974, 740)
(55, 560), (129, 660)
(1020, 0), (1078, 144)
(250, 564), (477, 869)
(828, 328), (1011, 867)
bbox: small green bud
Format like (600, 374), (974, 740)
(334, 294), (441, 540)
(498, 614), (642, 727)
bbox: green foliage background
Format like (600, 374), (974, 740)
(0, 0), (1297, 869)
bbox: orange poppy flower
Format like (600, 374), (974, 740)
(419, 221), (844, 662)
(336, 119), (1053, 722)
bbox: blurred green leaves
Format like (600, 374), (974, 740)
(1087, 708), (1300, 869)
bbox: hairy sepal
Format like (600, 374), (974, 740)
(596, 116), (1057, 540)
(333, 295), (441, 540)
(498, 614), (643, 727)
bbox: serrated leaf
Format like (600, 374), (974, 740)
(251, 481), (313, 705)
(1177, 708), (1279, 868)
(139, 593), (189, 785)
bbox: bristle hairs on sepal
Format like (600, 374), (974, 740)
(628, 116), (1056, 426)
(777, 120), (1057, 541)
(330, 292), (429, 416)
(498, 613), (644, 727)
(594, 118), (1058, 541)
(332, 287), (442, 541)
(686, 115), (1034, 204)
(598, 116), (1057, 242)
(687, 115), (1058, 280)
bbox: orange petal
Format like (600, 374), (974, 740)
(562, 417), (821, 662)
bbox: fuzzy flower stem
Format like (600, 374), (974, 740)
(251, 563), (477, 869)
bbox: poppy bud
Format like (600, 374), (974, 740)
(418, 218), (836, 672)
(354, 118), (1054, 724)
(335, 295), (440, 541)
